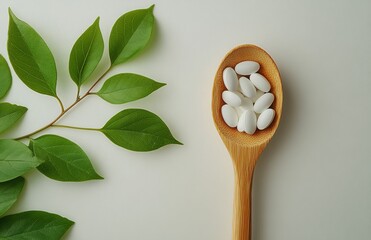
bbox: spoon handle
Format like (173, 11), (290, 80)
(232, 161), (254, 240)
(230, 147), (262, 240)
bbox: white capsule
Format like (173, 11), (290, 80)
(237, 111), (247, 132)
(223, 67), (238, 91)
(239, 77), (256, 98)
(244, 110), (257, 134)
(239, 97), (253, 111)
(222, 91), (242, 107)
(250, 73), (271, 92)
(257, 108), (275, 130)
(235, 61), (260, 75)
(252, 90), (264, 103)
(254, 93), (274, 113)
(237, 84), (243, 93)
(221, 104), (238, 127)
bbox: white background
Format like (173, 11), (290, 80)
(1, 0), (371, 239)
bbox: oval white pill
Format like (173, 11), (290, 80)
(250, 73), (271, 92)
(244, 110), (257, 134)
(257, 108), (275, 130)
(237, 110), (247, 132)
(254, 93), (274, 113)
(239, 77), (256, 98)
(223, 67), (238, 91)
(222, 91), (242, 107)
(221, 104), (238, 127)
(235, 61), (260, 75)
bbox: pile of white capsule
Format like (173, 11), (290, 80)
(221, 61), (275, 134)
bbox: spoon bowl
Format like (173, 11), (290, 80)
(212, 44), (283, 240)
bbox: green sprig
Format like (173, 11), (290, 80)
(0, 5), (181, 239)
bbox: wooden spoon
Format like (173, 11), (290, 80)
(212, 44), (283, 240)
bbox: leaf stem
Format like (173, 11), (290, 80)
(76, 86), (81, 101)
(52, 124), (100, 132)
(13, 66), (112, 140)
(56, 96), (65, 112)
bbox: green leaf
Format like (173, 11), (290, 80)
(69, 17), (104, 86)
(109, 5), (155, 66)
(0, 139), (41, 183)
(97, 73), (165, 104)
(0, 102), (27, 134)
(0, 211), (74, 240)
(7, 9), (57, 97)
(0, 55), (12, 100)
(101, 109), (182, 151)
(30, 134), (103, 182)
(0, 177), (25, 217)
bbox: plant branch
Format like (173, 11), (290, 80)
(52, 124), (100, 132)
(14, 66), (112, 140)
(84, 67), (111, 95)
(14, 112), (64, 140)
(56, 96), (65, 112)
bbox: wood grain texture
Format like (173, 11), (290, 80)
(212, 44), (283, 240)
